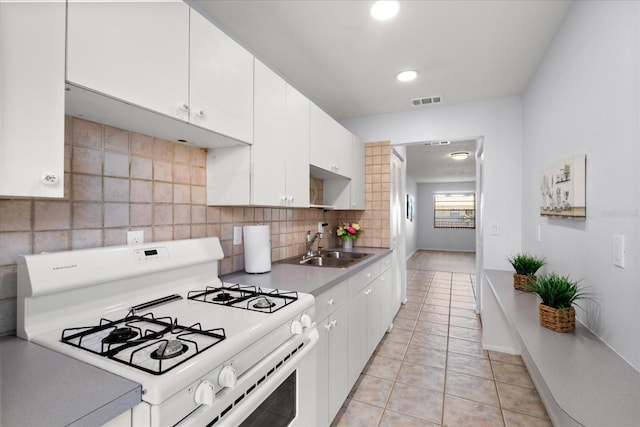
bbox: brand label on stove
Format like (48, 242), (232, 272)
(52, 264), (78, 271)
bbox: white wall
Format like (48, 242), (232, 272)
(417, 181), (476, 252)
(522, 1), (640, 370)
(405, 175), (418, 258)
(342, 96), (522, 271)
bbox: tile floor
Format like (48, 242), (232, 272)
(331, 251), (551, 427)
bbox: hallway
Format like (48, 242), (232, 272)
(331, 250), (551, 426)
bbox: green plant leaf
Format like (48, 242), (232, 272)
(507, 253), (545, 276)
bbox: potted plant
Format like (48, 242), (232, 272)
(336, 222), (362, 249)
(507, 253), (545, 291)
(529, 273), (587, 333)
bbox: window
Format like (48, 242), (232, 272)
(434, 193), (475, 229)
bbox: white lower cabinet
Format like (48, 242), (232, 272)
(316, 254), (397, 425)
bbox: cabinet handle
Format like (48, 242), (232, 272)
(365, 273), (372, 278)
(281, 196), (287, 206)
(194, 110), (205, 119)
(324, 323), (332, 331)
(330, 319), (338, 327)
(365, 289), (372, 296)
(327, 299), (334, 306)
(181, 103), (189, 111)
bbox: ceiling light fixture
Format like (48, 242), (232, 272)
(450, 151), (470, 160)
(370, 0), (400, 21)
(397, 70), (417, 82)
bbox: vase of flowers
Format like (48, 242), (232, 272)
(337, 222), (362, 249)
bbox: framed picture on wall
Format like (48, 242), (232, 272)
(540, 154), (586, 218)
(406, 194), (413, 221)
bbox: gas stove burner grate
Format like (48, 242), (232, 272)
(188, 284), (298, 313)
(61, 311), (226, 375)
(211, 291), (234, 302)
(102, 327), (138, 344)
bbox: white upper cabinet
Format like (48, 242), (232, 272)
(189, 9), (254, 143)
(252, 60), (309, 207)
(67, 1), (190, 121)
(0, 1), (66, 197)
(310, 103), (352, 178)
(350, 135), (366, 210)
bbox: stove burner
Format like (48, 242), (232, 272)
(253, 297), (276, 309)
(151, 340), (188, 360)
(102, 327), (138, 344)
(212, 292), (234, 302)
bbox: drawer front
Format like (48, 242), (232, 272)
(347, 262), (380, 297)
(315, 279), (348, 321)
(379, 254), (392, 273)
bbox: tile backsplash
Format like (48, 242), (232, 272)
(0, 117), (389, 335)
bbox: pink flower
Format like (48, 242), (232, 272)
(348, 226), (356, 234)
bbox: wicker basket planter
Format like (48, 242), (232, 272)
(539, 304), (575, 332)
(513, 273), (535, 292)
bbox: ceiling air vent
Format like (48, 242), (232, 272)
(411, 95), (443, 107)
(424, 141), (450, 146)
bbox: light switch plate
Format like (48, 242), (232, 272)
(490, 222), (500, 236)
(233, 227), (243, 245)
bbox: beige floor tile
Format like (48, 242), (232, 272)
(396, 361), (446, 392)
(397, 307), (420, 321)
(491, 360), (535, 389)
(442, 395), (505, 427)
(496, 382), (549, 419)
(364, 354), (403, 380)
(386, 382), (444, 424)
(450, 294), (476, 303)
(422, 304), (450, 315)
(394, 316), (418, 331)
(449, 314), (481, 329)
(350, 374), (394, 407)
(450, 300), (476, 311)
(376, 338), (409, 361)
(447, 337), (488, 359)
(425, 297), (450, 307)
(331, 398), (385, 427)
(411, 331), (448, 351)
(488, 351), (524, 366)
(414, 319), (449, 337)
(404, 302), (423, 311)
(502, 409), (553, 427)
(447, 352), (494, 379)
(380, 410), (441, 427)
(449, 307), (477, 319)
(448, 325), (482, 342)
(445, 371), (500, 407)
(418, 312), (450, 325)
(404, 344), (447, 369)
(387, 327), (414, 345)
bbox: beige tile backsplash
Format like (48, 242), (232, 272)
(0, 116), (391, 335)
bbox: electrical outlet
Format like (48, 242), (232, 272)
(127, 230), (144, 246)
(233, 227), (243, 245)
(613, 234), (625, 268)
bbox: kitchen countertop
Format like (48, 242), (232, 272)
(484, 270), (640, 427)
(222, 247), (392, 296)
(1, 336), (142, 427)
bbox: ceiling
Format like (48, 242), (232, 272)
(189, 0), (572, 183)
(405, 140), (476, 184)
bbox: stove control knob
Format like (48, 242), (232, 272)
(290, 319), (303, 335)
(300, 313), (312, 329)
(218, 365), (237, 389)
(194, 380), (215, 406)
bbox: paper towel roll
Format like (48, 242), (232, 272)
(243, 225), (271, 273)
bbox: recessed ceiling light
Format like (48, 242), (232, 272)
(397, 70), (418, 82)
(370, 1), (400, 21)
(450, 151), (470, 160)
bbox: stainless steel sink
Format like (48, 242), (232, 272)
(278, 251), (371, 268)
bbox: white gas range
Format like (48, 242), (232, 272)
(16, 237), (318, 427)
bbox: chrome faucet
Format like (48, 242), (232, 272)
(305, 231), (322, 257)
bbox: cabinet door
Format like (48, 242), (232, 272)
(309, 103), (337, 173)
(367, 279), (383, 357)
(67, 1), (189, 120)
(316, 315), (331, 427)
(0, 1), (65, 197)
(335, 124), (354, 178)
(252, 60), (287, 206)
(347, 288), (368, 387)
(328, 305), (349, 423)
(284, 85), (310, 208)
(350, 135), (366, 210)
(189, 10), (253, 143)
(379, 267), (394, 334)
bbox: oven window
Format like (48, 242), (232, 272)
(239, 371), (296, 427)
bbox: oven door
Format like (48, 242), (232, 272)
(178, 326), (318, 427)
